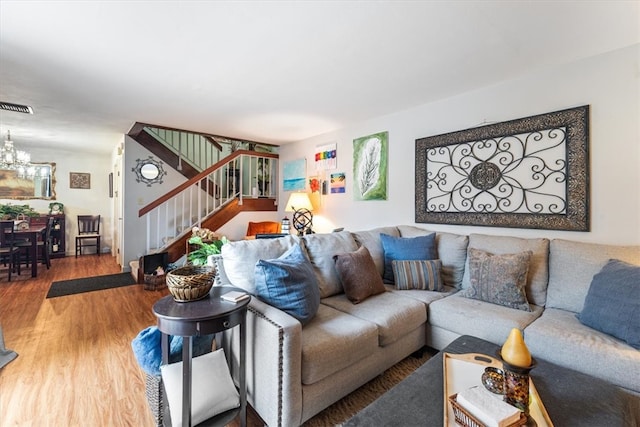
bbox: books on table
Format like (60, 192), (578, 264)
(456, 386), (521, 427)
(221, 291), (250, 303)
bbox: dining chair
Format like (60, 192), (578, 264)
(36, 216), (54, 269)
(76, 215), (101, 257)
(0, 221), (21, 281)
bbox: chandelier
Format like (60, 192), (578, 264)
(1, 130), (39, 179)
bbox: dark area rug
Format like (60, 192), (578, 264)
(46, 273), (136, 298)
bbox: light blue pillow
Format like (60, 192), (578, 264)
(579, 259), (640, 349)
(380, 233), (437, 284)
(254, 244), (320, 325)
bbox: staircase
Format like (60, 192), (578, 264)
(127, 123), (279, 264)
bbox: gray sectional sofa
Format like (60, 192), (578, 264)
(215, 226), (639, 427)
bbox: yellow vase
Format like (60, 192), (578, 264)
(501, 328), (532, 368)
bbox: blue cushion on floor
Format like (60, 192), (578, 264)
(131, 326), (214, 376)
(578, 259), (640, 349)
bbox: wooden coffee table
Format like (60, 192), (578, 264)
(344, 335), (640, 426)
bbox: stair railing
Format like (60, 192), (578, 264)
(144, 126), (227, 172)
(138, 150), (278, 254)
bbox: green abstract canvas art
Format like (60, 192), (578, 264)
(353, 131), (388, 201)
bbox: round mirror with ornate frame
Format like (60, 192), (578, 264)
(132, 156), (167, 186)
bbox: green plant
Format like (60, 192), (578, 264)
(0, 204), (40, 220)
(187, 235), (229, 266)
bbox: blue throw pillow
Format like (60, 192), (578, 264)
(254, 243), (321, 325)
(578, 259), (640, 349)
(380, 233), (437, 284)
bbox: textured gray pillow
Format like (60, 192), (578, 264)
(461, 248), (532, 311)
(461, 234), (549, 306)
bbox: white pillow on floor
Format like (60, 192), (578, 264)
(160, 348), (240, 427)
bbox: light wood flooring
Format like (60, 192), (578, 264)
(0, 255), (250, 427)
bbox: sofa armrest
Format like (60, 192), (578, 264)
(222, 296), (303, 427)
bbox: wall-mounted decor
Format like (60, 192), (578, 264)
(132, 156), (167, 187)
(0, 162), (56, 200)
(315, 143), (337, 171)
(330, 172), (346, 194)
(415, 105), (589, 231)
(108, 172), (113, 198)
(353, 131), (388, 201)
(70, 172), (90, 189)
(283, 158), (306, 191)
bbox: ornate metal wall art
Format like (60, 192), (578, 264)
(415, 105), (589, 230)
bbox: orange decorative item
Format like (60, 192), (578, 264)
(500, 328), (532, 368)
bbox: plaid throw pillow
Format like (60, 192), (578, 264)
(392, 259), (444, 291)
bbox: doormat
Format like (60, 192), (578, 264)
(46, 273), (136, 298)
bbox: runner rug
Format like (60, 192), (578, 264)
(46, 273), (136, 298)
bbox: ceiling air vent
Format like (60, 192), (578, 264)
(0, 101), (34, 114)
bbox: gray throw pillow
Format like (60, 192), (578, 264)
(578, 259), (640, 349)
(461, 248), (532, 312)
(254, 244), (321, 325)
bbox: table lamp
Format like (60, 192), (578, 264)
(285, 192), (314, 236)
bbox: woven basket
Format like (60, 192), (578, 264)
(448, 394), (527, 427)
(143, 273), (167, 291)
(166, 265), (215, 302)
(145, 373), (164, 427)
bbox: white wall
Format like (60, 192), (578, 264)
(1, 146), (114, 256)
(121, 135), (188, 268)
(279, 44), (640, 245)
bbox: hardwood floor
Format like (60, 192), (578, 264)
(0, 255), (265, 427)
(0, 255), (169, 426)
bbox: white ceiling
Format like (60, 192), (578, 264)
(1, 1), (638, 155)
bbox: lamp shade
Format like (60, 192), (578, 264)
(285, 192), (313, 212)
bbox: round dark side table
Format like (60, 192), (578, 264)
(153, 286), (250, 427)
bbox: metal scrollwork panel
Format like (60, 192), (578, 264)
(415, 105), (589, 231)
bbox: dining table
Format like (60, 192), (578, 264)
(13, 224), (46, 277)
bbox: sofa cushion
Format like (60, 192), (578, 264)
(333, 246), (386, 304)
(428, 294), (543, 346)
(525, 307), (640, 392)
(302, 231), (359, 298)
(461, 234), (549, 306)
(254, 244), (321, 325)
(221, 235), (299, 294)
(352, 226), (400, 277)
(546, 239), (640, 313)
(461, 249), (532, 312)
(301, 304), (379, 385)
(397, 226), (468, 289)
(392, 259), (444, 291)
(380, 232), (436, 284)
(385, 284), (458, 305)
(578, 259), (640, 349)
(322, 292), (427, 346)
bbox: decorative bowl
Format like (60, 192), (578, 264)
(481, 366), (505, 395)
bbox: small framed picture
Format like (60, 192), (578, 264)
(70, 172), (91, 189)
